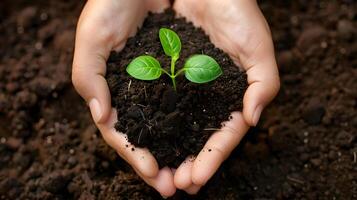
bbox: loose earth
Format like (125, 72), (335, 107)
(106, 10), (247, 167)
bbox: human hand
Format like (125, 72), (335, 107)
(173, 0), (280, 194)
(72, 0), (176, 197)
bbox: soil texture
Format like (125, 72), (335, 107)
(106, 10), (247, 168)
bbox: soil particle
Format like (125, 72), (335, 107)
(5, 82), (20, 93)
(277, 50), (294, 71)
(302, 99), (326, 125)
(281, 182), (294, 198)
(17, 7), (38, 28)
(337, 19), (356, 40)
(299, 153), (310, 162)
(67, 156), (78, 168)
(13, 90), (38, 109)
(0, 178), (23, 199)
(336, 131), (355, 148)
(297, 26), (326, 50)
(37, 19), (62, 41)
(54, 29), (75, 51)
(310, 158), (322, 167)
(29, 77), (56, 97)
(41, 171), (72, 194)
(5, 137), (22, 150)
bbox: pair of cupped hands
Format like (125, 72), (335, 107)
(72, 0), (280, 197)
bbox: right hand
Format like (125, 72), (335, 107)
(71, 0), (176, 197)
(173, 0), (280, 194)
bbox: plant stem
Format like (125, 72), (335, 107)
(161, 68), (171, 77)
(170, 56), (178, 91)
(171, 76), (177, 91)
(170, 57), (177, 75)
(174, 68), (185, 77)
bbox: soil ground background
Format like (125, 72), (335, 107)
(0, 0), (356, 199)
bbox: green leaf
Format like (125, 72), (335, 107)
(126, 56), (162, 80)
(184, 55), (222, 83)
(159, 28), (181, 58)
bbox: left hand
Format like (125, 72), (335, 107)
(72, 0), (176, 197)
(173, 0), (280, 194)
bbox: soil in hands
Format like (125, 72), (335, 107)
(106, 10), (247, 168)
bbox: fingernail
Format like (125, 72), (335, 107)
(252, 105), (263, 126)
(89, 98), (102, 123)
(161, 195), (168, 199)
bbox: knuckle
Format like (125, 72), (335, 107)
(71, 67), (87, 93)
(78, 19), (113, 44)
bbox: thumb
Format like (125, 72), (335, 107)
(242, 59), (280, 126)
(72, 27), (112, 124)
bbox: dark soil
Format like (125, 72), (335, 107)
(0, 0), (356, 199)
(106, 10), (247, 168)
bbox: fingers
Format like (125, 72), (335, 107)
(134, 167), (176, 197)
(97, 110), (175, 196)
(192, 112), (249, 185)
(243, 60), (280, 126)
(72, 0), (150, 123)
(72, 58), (111, 124)
(72, 8), (112, 123)
(184, 184), (201, 195)
(174, 156), (194, 189)
(174, 156), (201, 194)
(97, 109), (159, 178)
(237, 4), (280, 126)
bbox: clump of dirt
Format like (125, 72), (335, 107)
(106, 10), (247, 167)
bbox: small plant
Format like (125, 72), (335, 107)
(126, 28), (222, 91)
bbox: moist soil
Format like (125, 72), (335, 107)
(106, 10), (247, 168)
(0, 0), (356, 199)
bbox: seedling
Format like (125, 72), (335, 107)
(126, 28), (222, 91)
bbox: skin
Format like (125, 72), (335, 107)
(172, 0), (280, 193)
(72, 0), (176, 197)
(72, 0), (279, 197)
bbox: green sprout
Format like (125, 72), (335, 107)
(126, 28), (222, 91)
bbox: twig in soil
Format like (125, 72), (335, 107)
(127, 80), (132, 92)
(203, 128), (221, 131)
(287, 176), (304, 184)
(135, 103), (147, 108)
(354, 151), (356, 163)
(138, 108), (146, 120)
(172, 142), (180, 156)
(145, 124), (153, 135)
(138, 128), (143, 144)
(143, 86), (147, 99)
